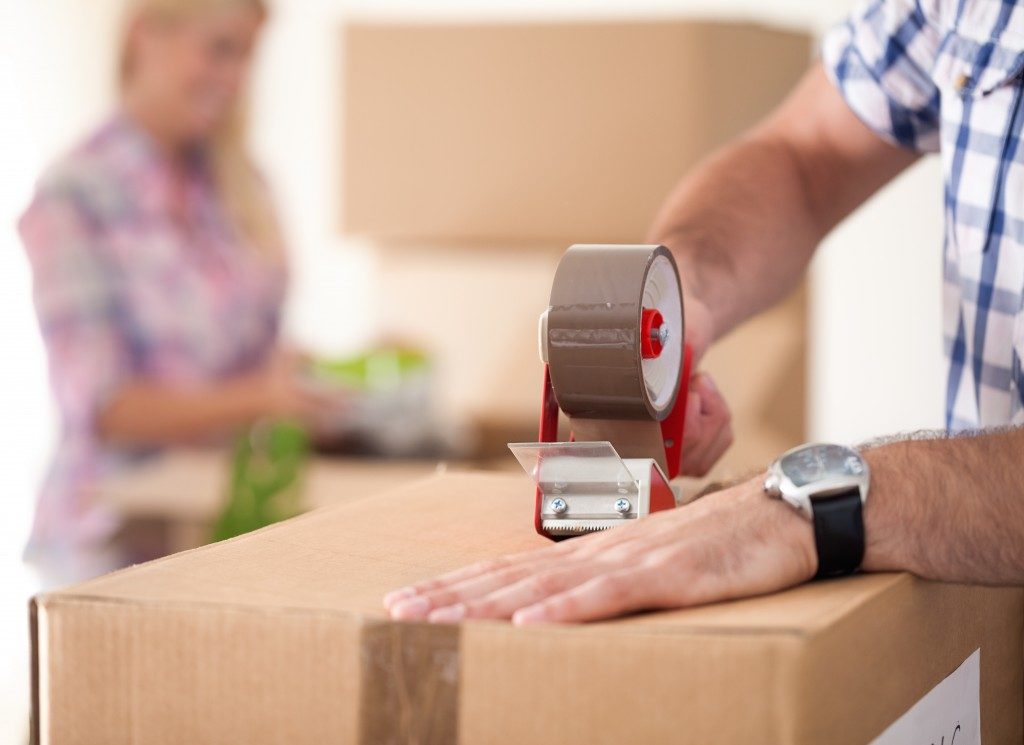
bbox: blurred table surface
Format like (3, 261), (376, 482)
(92, 449), (453, 526)
(90, 446), (707, 556)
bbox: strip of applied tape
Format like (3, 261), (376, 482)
(546, 244), (683, 469)
(359, 620), (460, 745)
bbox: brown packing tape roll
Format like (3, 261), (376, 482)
(569, 418), (672, 473)
(546, 244), (684, 467)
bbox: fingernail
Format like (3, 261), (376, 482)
(512, 606), (546, 626)
(428, 604), (466, 624)
(383, 587), (416, 610)
(700, 373), (718, 394)
(390, 595), (431, 620)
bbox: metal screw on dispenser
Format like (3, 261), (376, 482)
(550, 498), (568, 515)
(614, 498), (631, 514)
(651, 325), (669, 346)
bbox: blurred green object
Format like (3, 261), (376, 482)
(307, 346), (443, 458)
(310, 347), (430, 391)
(211, 420), (310, 543)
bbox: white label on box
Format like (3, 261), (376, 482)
(871, 648), (981, 745)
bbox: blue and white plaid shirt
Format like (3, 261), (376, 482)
(825, 0), (1024, 430)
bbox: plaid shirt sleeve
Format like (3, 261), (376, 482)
(19, 183), (131, 435)
(823, 0), (944, 153)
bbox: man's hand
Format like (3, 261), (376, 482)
(678, 295), (733, 477)
(384, 476), (816, 625)
(680, 371), (732, 477)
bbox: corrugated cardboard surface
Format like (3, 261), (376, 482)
(341, 21), (811, 243)
(34, 473), (1023, 744)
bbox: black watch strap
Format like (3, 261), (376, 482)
(811, 487), (865, 579)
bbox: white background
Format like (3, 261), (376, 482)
(0, 0), (944, 737)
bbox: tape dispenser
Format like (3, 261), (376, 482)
(509, 244), (693, 539)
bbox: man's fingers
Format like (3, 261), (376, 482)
(428, 562), (608, 622)
(391, 529), (652, 620)
(692, 373), (728, 420)
(385, 544), (575, 616)
(681, 390), (703, 452)
(695, 421), (734, 476)
(394, 556), (565, 620)
(384, 556), (519, 611)
(681, 425), (720, 476)
(418, 529), (655, 621)
(680, 373), (732, 477)
(512, 568), (659, 625)
(683, 416), (734, 477)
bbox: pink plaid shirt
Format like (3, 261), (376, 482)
(19, 114), (286, 562)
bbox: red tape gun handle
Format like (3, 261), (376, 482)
(661, 343), (694, 480)
(538, 365), (559, 444)
(535, 366), (559, 533)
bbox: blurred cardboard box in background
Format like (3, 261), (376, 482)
(340, 19), (812, 478)
(341, 21), (811, 244)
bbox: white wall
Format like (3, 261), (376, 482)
(0, 1), (124, 738)
(810, 160), (946, 442)
(0, 1), (123, 557)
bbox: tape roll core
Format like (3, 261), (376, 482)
(546, 244), (684, 423)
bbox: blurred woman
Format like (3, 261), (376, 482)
(19, 0), (322, 585)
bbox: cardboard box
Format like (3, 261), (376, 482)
(340, 20), (810, 244)
(33, 472), (1022, 743)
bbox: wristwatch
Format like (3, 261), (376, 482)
(763, 443), (869, 579)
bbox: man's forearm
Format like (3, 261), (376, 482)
(648, 135), (823, 341)
(862, 427), (1024, 585)
(648, 65), (918, 343)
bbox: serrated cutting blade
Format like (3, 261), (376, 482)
(541, 519), (621, 535)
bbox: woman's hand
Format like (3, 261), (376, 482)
(97, 347), (337, 446)
(384, 476), (817, 625)
(680, 373), (733, 477)
(252, 348), (342, 427)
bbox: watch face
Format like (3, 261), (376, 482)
(780, 444), (864, 488)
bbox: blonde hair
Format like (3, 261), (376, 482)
(119, 0), (283, 259)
